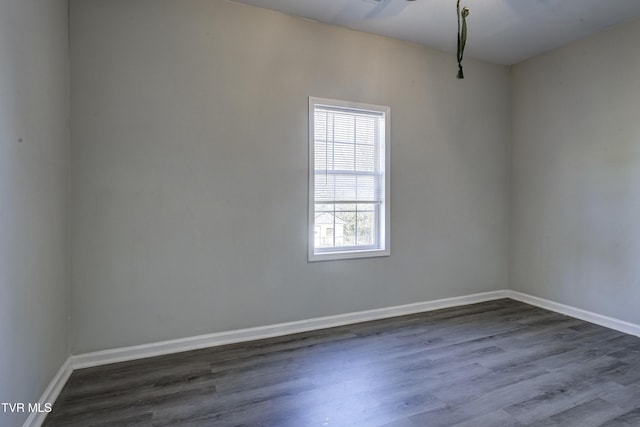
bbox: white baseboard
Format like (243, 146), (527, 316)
(507, 290), (640, 338)
(72, 290), (509, 369)
(22, 357), (72, 427)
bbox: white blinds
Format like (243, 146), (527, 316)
(313, 107), (385, 204)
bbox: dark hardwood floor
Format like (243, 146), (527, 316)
(44, 299), (640, 426)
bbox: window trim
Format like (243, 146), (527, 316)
(308, 97), (390, 262)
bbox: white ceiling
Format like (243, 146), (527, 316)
(229, 0), (640, 65)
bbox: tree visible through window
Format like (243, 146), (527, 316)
(308, 97), (390, 261)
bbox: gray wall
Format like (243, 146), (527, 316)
(511, 19), (640, 324)
(70, 0), (510, 353)
(0, 0), (70, 425)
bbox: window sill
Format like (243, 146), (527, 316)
(308, 248), (390, 262)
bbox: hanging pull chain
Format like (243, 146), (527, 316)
(457, 0), (469, 79)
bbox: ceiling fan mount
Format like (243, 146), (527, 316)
(362, 0), (469, 78)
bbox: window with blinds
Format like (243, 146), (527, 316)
(308, 97), (390, 261)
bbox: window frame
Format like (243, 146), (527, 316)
(308, 97), (390, 262)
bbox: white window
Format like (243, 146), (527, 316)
(308, 97), (390, 261)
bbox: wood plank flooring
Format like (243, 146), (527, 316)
(44, 299), (640, 426)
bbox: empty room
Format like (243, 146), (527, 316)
(2, 0), (640, 426)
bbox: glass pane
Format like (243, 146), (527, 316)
(356, 203), (376, 214)
(355, 116), (376, 145)
(315, 203), (334, 213)
(314, 205), (337, 248)
(355, 175), (377, 201)
(355, 144), (375, 172)
(334, 142), (355, 171)
(333, 174), (357, 201)
(335, 204), (356, 247)
(315, 141), (334, 171)
(314, 173), (335, 202)
(315, 110), (327, 131)
(356, 209), (375, 246)
(333, 113), (355, 143)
